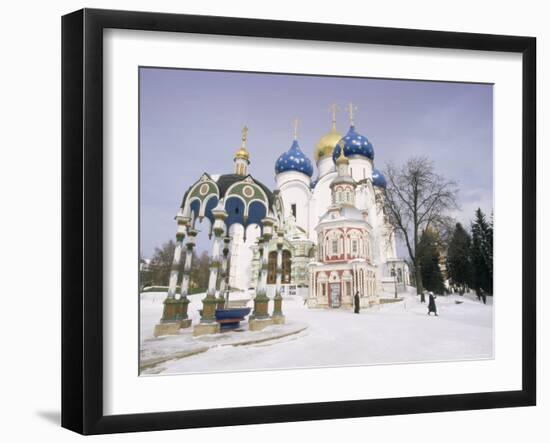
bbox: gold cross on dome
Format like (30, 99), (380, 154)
(329, 103), (339, 129)
(347, 102), (357, 126)
(241, 126), (248, 145)
(293, 118), (300, 140)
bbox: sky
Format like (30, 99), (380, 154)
(140, 67), (493, 258)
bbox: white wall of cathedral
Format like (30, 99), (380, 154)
(228, 223), (260, 290)
(316, 157), (335, 178)
(309, 171), (336, 241)
(276, 170), (311, 236)
(367, 189), (386, 267)
(274, 157), (405, 288)
(354, 182), (372, 211)
(388, 230), (398, 259)
(348, 156), (373, 183)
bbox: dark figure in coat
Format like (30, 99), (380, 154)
(427, 292), (438, 316)
(354, 292), (360, 314)
(480, 290), (487, 305)
(475, 288), (481, 301)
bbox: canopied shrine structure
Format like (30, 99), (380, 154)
(154, 127), (287, 337)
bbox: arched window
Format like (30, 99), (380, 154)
(345, 281), (351, 296)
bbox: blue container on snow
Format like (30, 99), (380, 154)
(215, 307), (252, 330)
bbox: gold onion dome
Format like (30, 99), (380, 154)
(234, 126), (250, 162)
(234, 147), (249, 161)
(314, 104), (342, 161)
(314, 128), (342, 161)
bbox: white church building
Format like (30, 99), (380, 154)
(248, 104), (411, 306)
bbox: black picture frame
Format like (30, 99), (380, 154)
(61, 8), (536, 435)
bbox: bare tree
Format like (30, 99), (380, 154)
(149, 240), (177, 286)
(382, 157), (458, 301)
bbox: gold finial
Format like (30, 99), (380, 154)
(347, 102), (357, 126)
(234, 125), (250, 163)
(241, 125), (248, 147)
(293, 118), (300, 140)
(329, 103), (339, 131)
(335, 140), (348, 166)
(335, 144), (348, 165)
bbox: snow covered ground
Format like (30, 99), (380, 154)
(140, 290), (493, 375)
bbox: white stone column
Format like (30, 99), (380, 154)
(206, 224), (225, 298)
(255, 238), (265, 292)
(167, 226), (186, 300)
(175, 224), (196, 329)
(250, 216), (276, 330)
(258, 238), (271, 296)
(169, 215), (189, 298)
(194, 205), (227, 336)
(219, 236), (231, 307)
(272, 228), (285, 323)
(276, 237), (283, 292)
(179, 228), (198, 298)
(154, 216), (190, 336)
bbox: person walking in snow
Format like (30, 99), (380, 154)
(480, 289), (487, 305)
(421, 289), (427, 303)
(354, 291), (360, 314)
(427, 291), (438, 316)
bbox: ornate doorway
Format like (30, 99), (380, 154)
(329, 283), (341, 308)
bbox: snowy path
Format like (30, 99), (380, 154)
(140, 291), (493, 375)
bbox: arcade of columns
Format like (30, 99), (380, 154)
(153, 209), (286, 338)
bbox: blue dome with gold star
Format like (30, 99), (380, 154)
(332, 125), (374, 162)
(372, 168), (387, 188)
(275, 139), (314, 177)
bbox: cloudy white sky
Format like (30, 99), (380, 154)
(140, 68), (493, 258)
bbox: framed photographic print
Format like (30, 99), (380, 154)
(61, 8), (536, 435)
